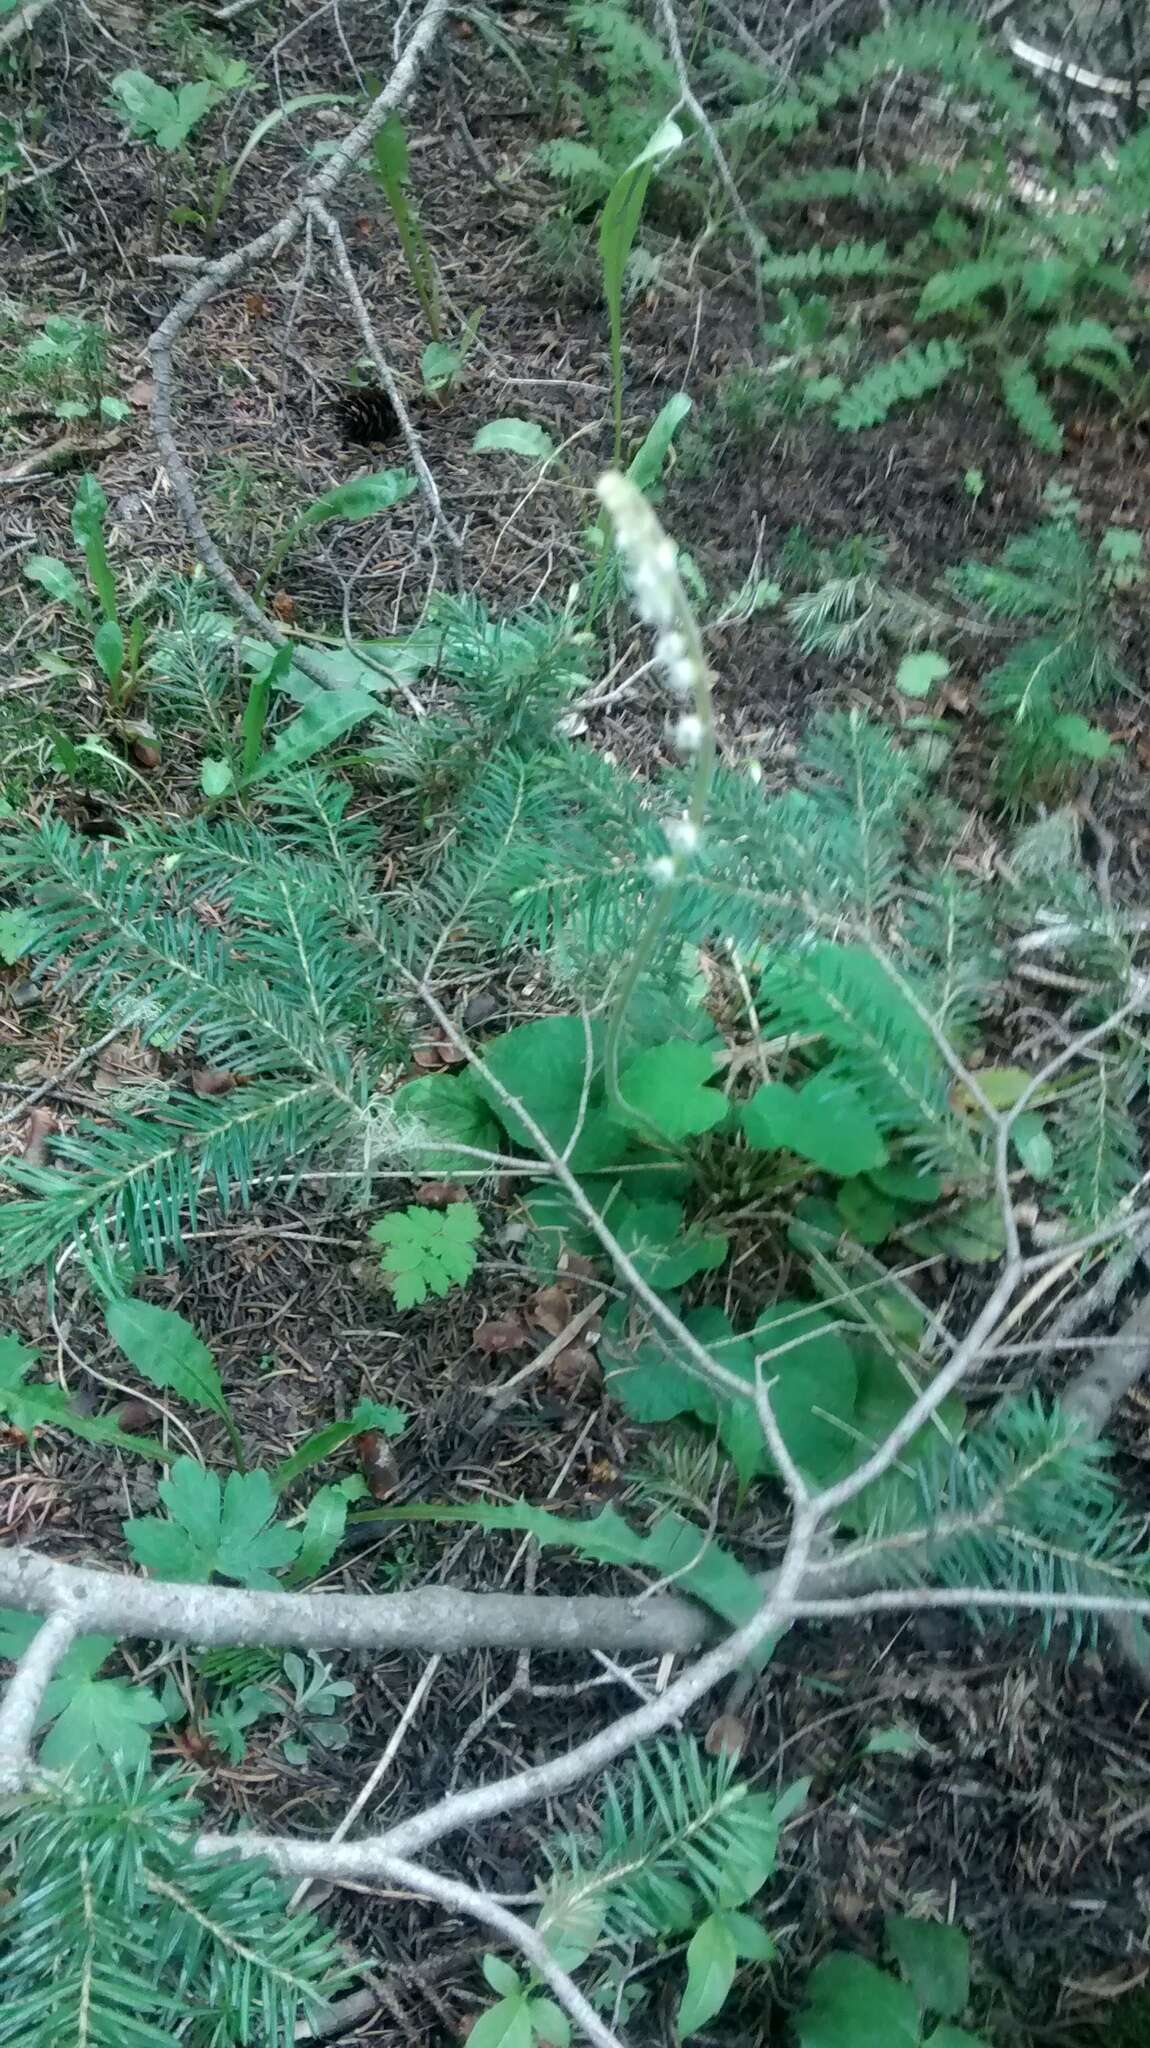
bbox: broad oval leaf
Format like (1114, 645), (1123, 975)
(93, 618), (125, 685)
(299, 467), (417, 529)
(482, 1955), (522, 1999)
(472, 417), (556, 461)
(464, 1997), (534, 2048)
(249, 684), (381, 781)
(749, 1303), (858, 1482)
(626, 392), (691, 490)
(896, 650), (950, 698)
(677, 1912), (738, 2036)
(741, 1074), (886, 1177)
(70, 473), (107, 547)
(200, 755), (234, 798)
(797, 1953), (920, 2048)
(104, 1299), (226, 1417)
(110, 68), (178, 135)
(526, 1997), (570, 2048)
(614, 1041), (726, 1144)
(421, 341), (462, 392)
(886, 1916), (970, 2022)
(391, 1069), (502, 1175)
(23, 555), (86, 611)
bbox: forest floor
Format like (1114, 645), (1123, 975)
(3, 2), (1150, 2045)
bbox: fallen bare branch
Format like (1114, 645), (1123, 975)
(0, 1544), (721, 1656)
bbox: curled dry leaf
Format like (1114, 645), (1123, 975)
(21, 1106), (57, 1166)
(473, 1316), (532, 1355)
(190, 1068), (240, 1098)
(704, 1713), (749, 1759)
(413, 1180), (469, 1207)
(358, 1430), (400, 1500)
(559, 1251), (599, 1282)
(112, 1398), (160, 1435)
(270, 591), (296, 622)
(547, 1341), (601, 1397)
(410, 1042), (448, 1072)
(528, 1284), (573, 1337)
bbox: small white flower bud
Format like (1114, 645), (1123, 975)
(665, 656), (698, 696)
(664, 815), (701, 856)
(746, 759), (764, 785)
(648, 855), (677, 886)
(673, 713), (704, 753)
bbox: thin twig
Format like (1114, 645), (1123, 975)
(289, 1653), (442, 1912)
(306, 198), (464, 575)
(0, 1610), (77, 1783)
(0, 1024), (125, 1131)
(653, 0), (767, 316)
(475, 1293), (607, 1426)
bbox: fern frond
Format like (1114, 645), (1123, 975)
(534, 137), (614, 194)
(756, 942), (963, 1165)
(903, 877), (1000, 1043)
(1043, 318), (1131, 374)
(947, 521), (1092, 620)
(0, 820), (373, 1090)
(570, 0), (677, 99)
(760, 239), (889, 284)
(999, 358), (1061, 454)
(915, 256), (1013, 316)
(833, 338), (966, 429)
(0, 1081), (353, 1276)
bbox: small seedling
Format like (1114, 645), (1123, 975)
(421, 308), (483, 398)
(599, 118), (682, 463)
(370, 114), (442, 340)
(256, 467), (417, 597)
(109, 66), (235, 250)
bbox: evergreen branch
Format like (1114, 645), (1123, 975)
(0, 1082), (351, 1275)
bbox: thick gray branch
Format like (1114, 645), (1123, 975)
(0, 1544), (720, 1655)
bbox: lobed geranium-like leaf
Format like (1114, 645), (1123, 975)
(370, 1201), (481, 1307)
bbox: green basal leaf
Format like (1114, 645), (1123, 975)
(104, 1299), (227, 1418)
(677, 1912), (738, 2037)
(299, 469), (417, 529)
(472, 418), (556, 460)
(742, 1073), (886, 1176)
(123, 1458), (302, 1589)
(370, 1201), (481, 1307)
(613, 1041), (727, 1144)
(886, 1915), (970, 2022)
(797, 1954), (920, 2048)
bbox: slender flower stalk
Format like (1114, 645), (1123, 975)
(595, 472), (717, 1124)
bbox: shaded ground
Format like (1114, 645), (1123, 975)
(3, 2), (1150, 2043)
